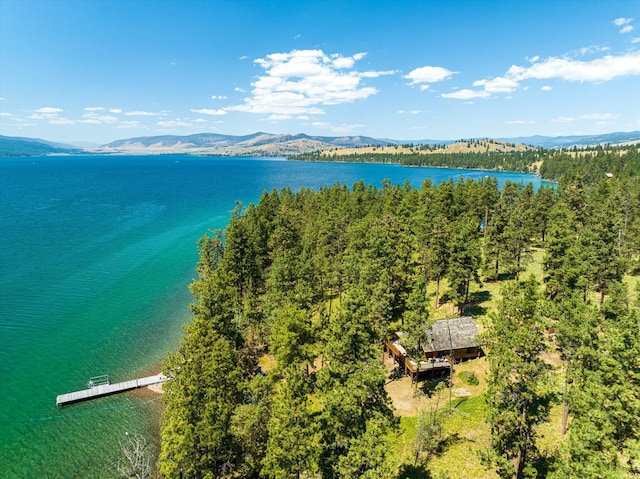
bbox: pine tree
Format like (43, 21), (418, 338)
(262, 367), (318, 479)
(485, 277), (548, 479)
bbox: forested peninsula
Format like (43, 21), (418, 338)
(158, 145), (640, 479)
(291, 142), (640, 185)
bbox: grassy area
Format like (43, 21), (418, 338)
(324, 139), (534, 157)
(391, 376), (498, 479)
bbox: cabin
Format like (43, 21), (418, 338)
(422, 316), (482, 362)
(384, 316), (482, 383)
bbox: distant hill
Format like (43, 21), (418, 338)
(329, 138), (534, 157)
(98, 132), (391, 156)
(0, 135), (79, 157)
(497, 131), (640, 148)
(3, 130), (639, 157)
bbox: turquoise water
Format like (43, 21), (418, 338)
(0, 155), (548, 478)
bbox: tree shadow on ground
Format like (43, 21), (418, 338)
(418, 376), (449, 398)
(463, 290), (491, 317)
(396, 464), (433, 479)
(436, 432), (464, 456)
(386, 365), (406, 383)
(396, 435), (463, 479)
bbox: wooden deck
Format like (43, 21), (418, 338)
(385, 339), (451, 382)
(56, 374), (169, 406)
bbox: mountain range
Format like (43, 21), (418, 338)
(2, 130), (639, 157)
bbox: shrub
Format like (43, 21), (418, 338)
(458, 371), (479, 386)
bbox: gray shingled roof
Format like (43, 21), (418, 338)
(422, 316), (480, 354)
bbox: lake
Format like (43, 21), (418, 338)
(0, 155), (549, 478)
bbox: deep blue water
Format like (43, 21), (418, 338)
(0, 155), (549, 478)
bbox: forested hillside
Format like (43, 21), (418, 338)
(159, 168), (640, 478)
(0, 135), (79, 156)
(292, 144), (640, 185)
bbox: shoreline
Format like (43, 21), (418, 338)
(134, 363), (168, 397)
(288, 156), (549, 178)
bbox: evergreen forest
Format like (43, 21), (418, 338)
(158, 145), (640, 479)
(292, 144), (640, 185)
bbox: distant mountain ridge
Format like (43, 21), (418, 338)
(98, 130), (640, 153)
(98, 132), (391, 155)
(2, 130), (639, 157)
(497, 131), (640, 148)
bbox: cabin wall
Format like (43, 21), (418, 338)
(424, 346), (481, 362)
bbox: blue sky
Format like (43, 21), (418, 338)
(1, 0), (639, 145)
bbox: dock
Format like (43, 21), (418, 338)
(56, 374), (169, 406)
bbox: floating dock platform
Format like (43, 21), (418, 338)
(56, 374), (169, 406)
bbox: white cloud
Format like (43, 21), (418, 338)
(450, 50), (640, 101)
(578, 45), (610, 56)
(613, 17), (634, 34)
(473, 76), (519, 93)
(360, 69), (397, 78)
(226, 49), (394, 116)
(0, 97), (5, 100)
(234, 87), (246, 93)
(332, 52), (367, 69)
(124, 110), (162, 116)
(441, 89), (490, 100)
(211, 95), (228, 100)
(109, 108), (123, 113)
(268, 114), (292, 120)
(552, 116), (575, 123)
(404, 66), (456, 86)
(614, 17), (633, 26)
(505, 120), (535, 125)
(398, 109), (423, 114)
(0, 112), (12, 116)
(28, 107), (73, 124)
(84, 106), (104, 111)
(528, 55), (540, 63)
(117, 121), (141, 129)
(193, 118), (207, 123)
(190, 108), (228, 116)
(506, 51), (640, 83)
(551, 113), (618, 123)
(578, 113), (617, 120)
(79, 112), (119, 124)
(35, 107), (63, 114)
(49, 118), (75, 125)
(157, 119), (191, 127)
(239, 55), (248, 61)
(632, 37), (640, 43)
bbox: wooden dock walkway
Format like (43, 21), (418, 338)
(56, 374), (169, 406)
